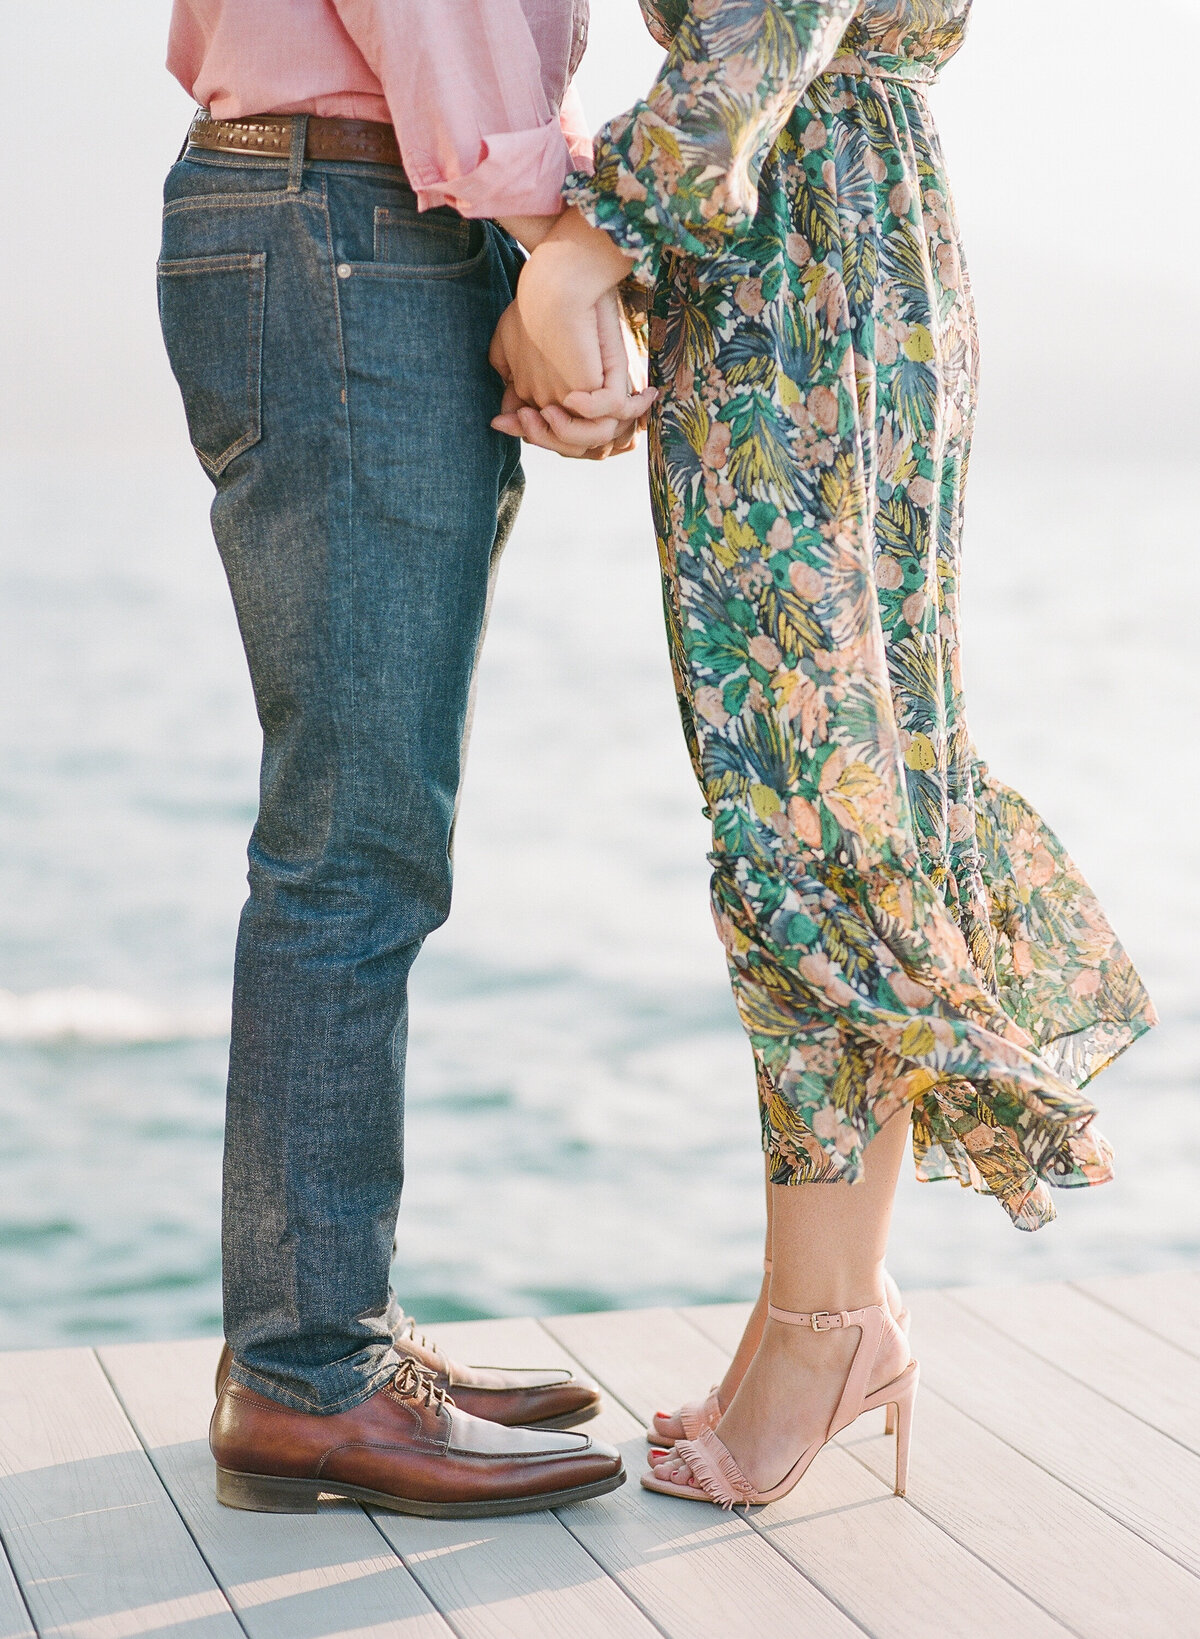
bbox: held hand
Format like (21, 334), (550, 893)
(499, 399), (642, 461)
(514, 207), (636, 390)
(491, 293), (656, 459)
(488, 301), (575, 411)
(560, 292), (653, 424)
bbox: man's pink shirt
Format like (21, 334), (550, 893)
(168, 0), (593, 220)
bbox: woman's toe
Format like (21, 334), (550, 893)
(652, 1452), (696, 1486)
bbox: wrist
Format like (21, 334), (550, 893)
(495, 213), (561, 251)
(533, 206), (635, 301)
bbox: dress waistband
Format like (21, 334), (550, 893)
(822, 53), (939, 85)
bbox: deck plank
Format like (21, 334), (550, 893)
(2, 1275), (1195, 1639)
(0, 1545), (32, 1639)
(667, 1305), (1073, 1639)
(100, 1337), (450, 1639)
(0, 1345), (242, 1639)
(849, 1387), (1200, 1639)
(1076, 1270), (1200, 1359)
(954, 1280), (1200, 1455)
(903, 1290), (1200, 1576)
(368, 1319), (662, 1639)
(444, 1316), (861, 1639)
(695, 1298), (1199, 1639)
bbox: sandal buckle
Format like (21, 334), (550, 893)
(810, 1311), (835, 1331)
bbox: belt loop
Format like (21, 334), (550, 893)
(176, 107), (200, 164)
(287, 114), (309, 193)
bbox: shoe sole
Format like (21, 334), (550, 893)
(216, 1464), (625, 1518)
(521, 1399), (601, 1432)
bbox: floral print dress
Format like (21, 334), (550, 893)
(565, 0), (1156, 1229)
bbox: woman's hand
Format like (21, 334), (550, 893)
(491, 290), (655, 459)
(515, 207), (638, 389)
(488, 301), (574, 411)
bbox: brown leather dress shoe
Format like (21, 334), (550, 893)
(214, 1311), (602, 1429)
(210, 1359), (624, 1518)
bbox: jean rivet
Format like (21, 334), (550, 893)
(337, 263), (352, 279)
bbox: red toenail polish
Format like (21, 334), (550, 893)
(655, 1412), (668, 1419)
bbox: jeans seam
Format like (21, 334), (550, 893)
(164, 192), (327, 217)
(310, 181), (349, 1332)
(320, 182), (359, 939)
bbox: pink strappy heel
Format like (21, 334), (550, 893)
(645, 1260), (910, 1446)
(642, 1300), (918, 1507)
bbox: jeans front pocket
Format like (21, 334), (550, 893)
(371, 205), (486, 275)
(157, 251), (266, 476)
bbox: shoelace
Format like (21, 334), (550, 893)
(396, 1312), (438, 1355)
(391, 1356), (447, 1410)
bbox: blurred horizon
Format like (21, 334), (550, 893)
(0, 2), (1197, 1346)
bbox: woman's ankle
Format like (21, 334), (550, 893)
(768, 1287), (887, 1318)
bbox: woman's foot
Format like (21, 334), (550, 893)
(649, 1299), (911, 1496)
(648, 1266), (907, 1447)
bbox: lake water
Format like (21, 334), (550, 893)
(0, 444), (1196, 1347)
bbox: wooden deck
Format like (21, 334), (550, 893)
(0, 1272), (1197, 1639)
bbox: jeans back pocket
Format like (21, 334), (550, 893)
(157, 251), (266, 476)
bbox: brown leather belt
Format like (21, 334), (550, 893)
(187, 110), (403, 169)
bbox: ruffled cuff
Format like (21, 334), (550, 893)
(562, 115), (714, 288)
(405, 120), (576, 220)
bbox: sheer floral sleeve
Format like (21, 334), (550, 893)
(564, 0), (861, 283)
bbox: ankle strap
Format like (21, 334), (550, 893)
(767, 1302), (883, 1333)
(769, 1302), (893, 1436)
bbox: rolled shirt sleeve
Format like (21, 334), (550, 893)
(331, 0), (587, 218)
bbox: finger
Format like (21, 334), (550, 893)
(539, 402), (621, 447)
(607, 419), (640, 455)
(561, 383), (657, 421)
(516, 404), (590, 459)
(491, 412), (525, 437)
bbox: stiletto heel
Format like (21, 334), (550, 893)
(888, 1363), (918, 1495)
(642, 1301), (918, 1508)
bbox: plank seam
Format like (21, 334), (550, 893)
(94, 1346), (253, 1639)
(1068, 1280), (1200, 1362)
(673, 1308), (1082, 1639)
(836, 1390), (1104, 1639)
(538, 1314), (876, 1639)
(0, 1533), (36, 1639)
(524, 1320), (699, 1639)
(944, 1293), (1200, 1459)
(910, 1304), (1200, 1583)
(359, 1513), (476, 1639)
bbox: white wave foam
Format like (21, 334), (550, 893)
(0, 987), (228, 1045)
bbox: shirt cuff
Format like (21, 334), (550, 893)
(404, 121), (577, 220)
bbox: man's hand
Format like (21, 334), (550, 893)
(488, 302), (574, 412)
(490, 290), (655, 460)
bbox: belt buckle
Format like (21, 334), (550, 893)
(810, 1311), (835, 1332)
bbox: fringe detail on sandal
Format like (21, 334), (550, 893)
(677, 1428), (756, 1509)
(678, 1386), (721, 1442)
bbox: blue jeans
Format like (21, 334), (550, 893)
(158, 126), (523, 1411)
